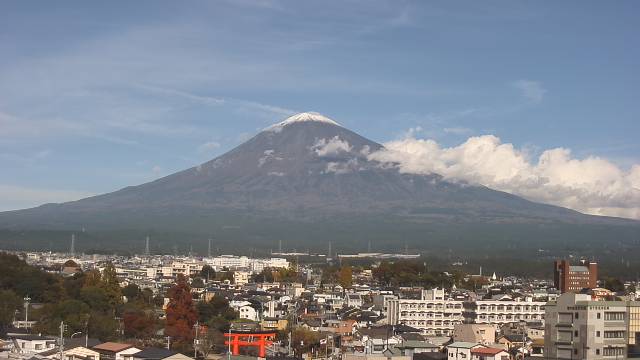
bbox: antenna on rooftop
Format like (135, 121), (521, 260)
(278, 239), (282, 253)
(208, 238), (212, 258)
(367, 240), (372, 253)
(145, 236), (150, 256)
(328, 241), (332, 258)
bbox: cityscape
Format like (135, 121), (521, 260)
(1, 1), (639, 360)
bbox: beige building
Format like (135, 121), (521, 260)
(453, 323), (497, 345)
(464, 296), (546, 325)
(387, 288), (464, 336)
(545, 292), (640, 359)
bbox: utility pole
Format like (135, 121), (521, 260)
(58, 321), (65, 360)
(193, 322), (199, 359)
(23, 296), (30, 324)
(227, 328), (232, 360)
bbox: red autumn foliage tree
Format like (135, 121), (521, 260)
(123, 310), (157, 339)
(165, 275), (197, 346)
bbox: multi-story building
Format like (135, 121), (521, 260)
(554, 259), (598, 293)
(544, 292), (640, 359)
(387, 288), (464, 336)
(463, 296), (546, 325)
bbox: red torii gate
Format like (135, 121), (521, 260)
(224, 331), (276, 358)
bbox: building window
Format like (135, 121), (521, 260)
(596, 331), (600, 337)
(597, 313), (601, 319)
(604, 312), (625, 321)
(604, 331), (625, 338)
(596, 349), (600, 355)
(575, 313), (579, 319)
(574, 330), (579, 337)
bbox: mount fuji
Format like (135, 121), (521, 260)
(0, 112), (637, 254)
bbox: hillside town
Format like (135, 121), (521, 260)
(1, 250), (639, 360)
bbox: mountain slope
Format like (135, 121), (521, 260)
(0, 112), (636, 239)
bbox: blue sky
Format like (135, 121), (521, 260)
(1, 1), (639, 215)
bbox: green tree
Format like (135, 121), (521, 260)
(191, 277), (205, 289)
(603, 277), (625, 292)
(200, 265), (215, 281)
(0, 290), (21, 335)
(100, 262), (122, 308)
(122, 284), (141, 301)
(79, 286), (112, 313)
(35, 300), (91, 336)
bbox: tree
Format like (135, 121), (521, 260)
(191, 277), (205, 289)
(122, 284), (141, 301)
(338, 266), (353, 288)
(603, 277), (625, 292)
(0, 290), (21, 336)
(165, 275), (198, 347)
(35, 300), (91, 336)
(123, 310), (157, 339)
(197, 296), (236, 324)
(196, 326), (225, 358)
(100, 262), (122, 308)
(79, 286), (112, 313)
(372, 261), (393, 285)
(291, 327), (321, 356)
(200, 265), (215, 281)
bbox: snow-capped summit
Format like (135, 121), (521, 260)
(266, 111), (340, 131)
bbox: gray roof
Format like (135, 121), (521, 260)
(569, 266), (589, 272)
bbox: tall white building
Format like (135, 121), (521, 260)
(387, 288), (464, 336)
(545, 293), (640, 359)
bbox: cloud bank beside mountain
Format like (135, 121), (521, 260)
(369, 135), (640, 220)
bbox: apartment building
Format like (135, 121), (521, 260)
(387, 288), (464, 336)
(544, 292), (640, 359)
(463, 296), (546, 326)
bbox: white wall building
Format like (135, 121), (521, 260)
(387, 288), (464, 336)
(464, 296), (546, 325)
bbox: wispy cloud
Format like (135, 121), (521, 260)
(512, 79), (547, 103)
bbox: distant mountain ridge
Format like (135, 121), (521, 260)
(0, 112), (637, 252)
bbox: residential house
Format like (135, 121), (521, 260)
(92, 343), (141, 360)
(469, 347), (510, 360)
(447, 342), (485, 360)
(129, 347), (192, 360)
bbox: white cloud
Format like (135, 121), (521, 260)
(311, 136), (352, 157)
(325, 158), (361, 174)
(513, 79), (546, 103)
(0, 184), (94, 211)
(369, 135), (640, 219)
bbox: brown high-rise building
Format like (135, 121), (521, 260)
(553, 259), (598, 293)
